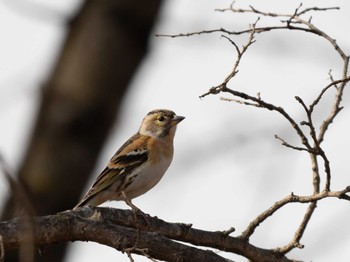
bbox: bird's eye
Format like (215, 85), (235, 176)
(158, 116), (165, 122)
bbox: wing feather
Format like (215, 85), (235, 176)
(74, 133), (149, 208)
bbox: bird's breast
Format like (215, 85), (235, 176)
(123, 141), (174, 199)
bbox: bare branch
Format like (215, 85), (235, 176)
(310, 153), (320, 194)
(0, 207), (294, 262)
(197, 3), (348, 245)
(309, 77), (350, 113)
(274, 135), (312, 153)
(125, 249), (135, 262)
(218, 88), (313, 153)
(158, 4), (345, 62)
(295, 96), (318, 146)
(221, 35), (240, 55)
(275, 202), (316, 254)
(158, 2), (350, 258)
(317, 67), (349, 145)
(239, 187), (350, 241)
(220, 227), (236, 236)
(216, 3), (339, 21)
(199, 18), (259, 100)
(297, 6), (340, 16)
(220, 97), (261, 107)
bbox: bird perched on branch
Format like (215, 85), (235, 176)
(74, 109), (185, 210)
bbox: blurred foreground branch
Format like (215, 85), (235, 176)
(1, 0), (163, 261)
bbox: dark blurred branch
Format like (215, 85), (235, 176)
(1, 0), (163, 261)
(1, 0), (163, 220)
(0, 156), (35, 262)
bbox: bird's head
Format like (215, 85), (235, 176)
(139, 109), (185, 139)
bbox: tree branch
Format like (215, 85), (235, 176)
(275, 202), (316, 254)
(156, 2), (350, 259)
(161, 3), (350, 254)
(239, 186), (350, 241)
(0, 207), (294, 262)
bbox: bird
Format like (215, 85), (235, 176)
(74, 109), (185, 210)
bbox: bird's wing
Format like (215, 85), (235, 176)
(74, 133), (149, 208)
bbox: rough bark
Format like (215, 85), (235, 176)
(0, 207), (293, 262)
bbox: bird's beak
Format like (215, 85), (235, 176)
(172, 115), (185, 125)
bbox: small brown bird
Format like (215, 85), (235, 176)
(74, 109), (184, 209)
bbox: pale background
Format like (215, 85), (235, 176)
(0, 0), (349, 261)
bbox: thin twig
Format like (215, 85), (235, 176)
(239, 186), (350, 241)
(216, 3), (339, 19)
(275, 202), (316, 254)
(220, 227), (235, 236)
(274, 135), (312, 153)
(221, 35), (240, 55)
(125, 249), (135, 262)
(309, 77), (350, 113)
(159, 2), (349, 256)
(317, 59), (349, 145)
(220, 97), (261, 107)
(221, 88), (313, 152)
(202, 18), (259, 97)
(295, 96), (318, 147)
(297, 6), (339, 16)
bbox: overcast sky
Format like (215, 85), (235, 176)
(1, 0), (350, 261)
